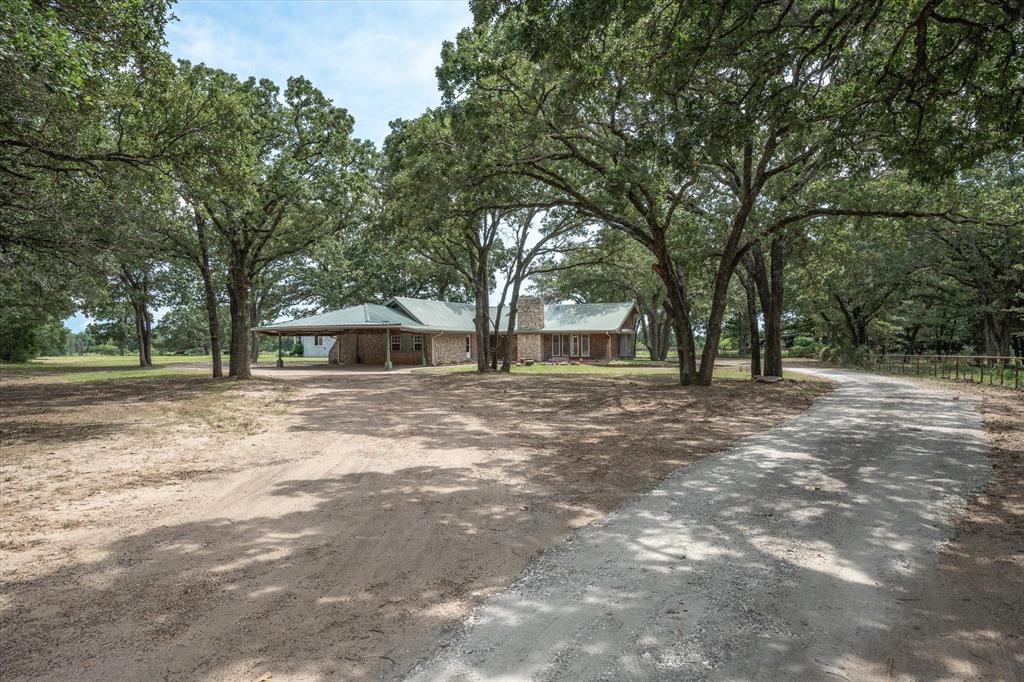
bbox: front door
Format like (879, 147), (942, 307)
(570, 334), (579, 356)
(465, 335), (472, 359)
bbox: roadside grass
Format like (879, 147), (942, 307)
(0, 353), (326, 383)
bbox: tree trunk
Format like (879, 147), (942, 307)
(737, 319), (750, 357)
(194, 212), (223, 378)
(249, 296), (262, 364)
(142, 299), (153, 366)
(500, 276), (524, 373)
(739, 271), (761, 377)
(652, 245), (697, 384)
(131, 302), (148, 367)
(121, 268), (153, 368)
(982, 309), (1010, 356)
(637, 292), (670, 362)
(473, 277), (490, 372)
(227, 252), (253, 379)
(658, 320), (671, 361)
(746, 240), (784, 377)
(764, 237), (785, 376)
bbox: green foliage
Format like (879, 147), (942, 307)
(819, 344), (874, 368)
(0, 312), (70, 362)
(290, 339), (304, 356)
(790, 337), (821, 359)
(153, 306), (215, 353)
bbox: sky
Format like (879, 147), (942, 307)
(66, 0), (474, 332)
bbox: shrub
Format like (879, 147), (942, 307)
(790, 336), (820, 358)
(290, 339), (304, 356)
(819, 344), (873, 367)
(91, 344), (121, 355)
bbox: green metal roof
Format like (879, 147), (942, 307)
(541, 303), (635, 332)
(390, 297), (477, 331)
(255, 298), (634, 334)
(492, 302), (635, 332)
(253, 303), (425, 333)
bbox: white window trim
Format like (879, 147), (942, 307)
(390, 334), (401, 351)
(413, 334), (423, 351)
(581, 334), (590, 357)
(552, 334), (561, 356)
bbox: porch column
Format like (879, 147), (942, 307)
(420, 335), (426, 366)
(276, 334), (284, 368)
(384, 328), (392, 370)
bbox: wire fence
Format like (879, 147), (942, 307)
(871, 354), (1022, 390)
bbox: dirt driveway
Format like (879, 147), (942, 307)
(410, 369), (1022, 681)
(0, 366), (826, 681)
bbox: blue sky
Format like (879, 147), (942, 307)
(66, 0), (473, 332)
(167, 0), (472, 146)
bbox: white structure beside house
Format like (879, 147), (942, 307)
(299, 335), (333, 357)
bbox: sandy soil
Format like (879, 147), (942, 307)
(0, 365), (827, 681)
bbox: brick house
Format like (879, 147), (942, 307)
(254, 296), (637, 368)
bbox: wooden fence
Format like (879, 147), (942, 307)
(872, 354), (1022, 390)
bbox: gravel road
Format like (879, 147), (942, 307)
(408, 369), (995, 681)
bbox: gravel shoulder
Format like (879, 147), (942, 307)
(409, 369), (1020, 681)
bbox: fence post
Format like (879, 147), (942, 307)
(955, 356), (959, 380)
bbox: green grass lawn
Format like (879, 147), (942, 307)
(0, 352), (329, 383)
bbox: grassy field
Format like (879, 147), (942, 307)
(0, 353), (327, 383)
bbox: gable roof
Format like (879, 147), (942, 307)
(389, 297), (476, 331)
(540, 303), (635, 332)
(490, 302), (635, 333)
(255, 298), (635, 334)
(252, 303), (424, 333)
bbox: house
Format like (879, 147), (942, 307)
(254, 296), (637, 368)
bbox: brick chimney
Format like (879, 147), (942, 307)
(516, 296), (545, 331)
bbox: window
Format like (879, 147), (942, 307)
(552, 334), (561, 356)
(390, 334), (401, 351)
(581, 334), (590, 356)
(313, 335), (322, 346)
(413, 334), (423, 351)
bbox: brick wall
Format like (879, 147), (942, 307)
(517, 333), (542, 361)
(517, 296), (545, 331)
(542, 332), (621, 361)
(329, 334), (358, 364)
(328, 332), (429, 366)
(432, 332), (475, 365)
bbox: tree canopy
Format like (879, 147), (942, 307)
(1, 0), (1021, 380)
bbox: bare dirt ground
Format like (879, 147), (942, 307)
(0, 364), (827, 681)
(888, 379), (1024, 680)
